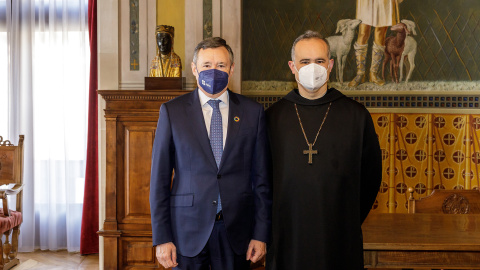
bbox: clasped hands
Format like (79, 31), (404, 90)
(155, 239), (266, 269)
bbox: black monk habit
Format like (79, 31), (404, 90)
(265, 88), (382, 269)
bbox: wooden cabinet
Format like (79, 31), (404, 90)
(98, 90), (188, 270)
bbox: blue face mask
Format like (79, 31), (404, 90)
(198, 69), (229, 95)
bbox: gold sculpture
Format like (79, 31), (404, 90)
(149, 25), (182, 77)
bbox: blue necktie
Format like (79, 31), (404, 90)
(208, 99), (223, 213)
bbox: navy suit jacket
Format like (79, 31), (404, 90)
(150, 89), (272, 257)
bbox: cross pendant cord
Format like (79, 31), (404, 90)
(294, 102), (332, 164)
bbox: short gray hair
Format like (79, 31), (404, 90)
(291, 30), (331, 61)
(193, 37), (234, 65)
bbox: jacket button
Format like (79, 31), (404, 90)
(212, 201), (217, 205)
(217, 174), (221, 179)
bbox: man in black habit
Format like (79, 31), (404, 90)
(265, 30), (382, 269)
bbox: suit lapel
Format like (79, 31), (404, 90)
(219, 91), (243, 170)
(186, 89), (218, 170)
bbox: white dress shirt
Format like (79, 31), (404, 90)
(198, 89), (229, 149)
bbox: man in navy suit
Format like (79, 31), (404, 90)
(150, 37), (272, 270)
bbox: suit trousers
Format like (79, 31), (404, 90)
(174, 220), (251, 270)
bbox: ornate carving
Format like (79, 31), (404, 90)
(149, 25), (182, 77)
(442, 193), (470, 214)
(0, 136), (13, 146)
(101, 95), (179, 101)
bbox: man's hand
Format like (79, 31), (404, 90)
(246, 239), (266, 263)
(156, 242), (178, 269)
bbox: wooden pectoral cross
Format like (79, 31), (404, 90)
(303, 143), (318, 164)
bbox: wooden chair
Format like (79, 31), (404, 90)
(407, 187), (480, 270)
(408, 187), (480, 214)
(0, 135), (25, 270)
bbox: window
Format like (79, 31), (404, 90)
(0, 1), (8, 136)
(1, 0), (89, 251)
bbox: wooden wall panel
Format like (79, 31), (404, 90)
(98, 90), (187, 270)
(120, 237), (159, 269)
(124, 124), (156, 224)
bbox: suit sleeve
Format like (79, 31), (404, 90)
(251, 105), (273, 243)
(360, 111), (382, 223)
(150, 103), (175, 246)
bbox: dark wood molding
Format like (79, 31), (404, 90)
(98, 90), (184, 270)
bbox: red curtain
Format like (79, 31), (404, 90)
(80, 0), (98, 255)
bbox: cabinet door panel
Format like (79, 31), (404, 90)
(120, 237), (163, 269)
(121, 123), (157, 224)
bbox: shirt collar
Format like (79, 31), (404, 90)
(198, 88), (229, 107)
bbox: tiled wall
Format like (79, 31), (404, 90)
(350, 95), (480, 109)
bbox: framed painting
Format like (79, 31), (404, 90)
(241, 0), (480, 111)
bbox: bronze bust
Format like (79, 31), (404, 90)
(149, 25), (182, 77)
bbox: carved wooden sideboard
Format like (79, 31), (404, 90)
(98, 90), (188, 270)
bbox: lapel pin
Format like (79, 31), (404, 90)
(234, 116), (240, 122)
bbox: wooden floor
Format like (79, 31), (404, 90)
(13, 250), (99, 270)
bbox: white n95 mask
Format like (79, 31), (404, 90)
(295, 63), (328, 91)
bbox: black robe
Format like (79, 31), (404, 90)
(265, 88), (382, 269)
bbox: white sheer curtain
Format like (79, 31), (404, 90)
(1, 0), (89, 252)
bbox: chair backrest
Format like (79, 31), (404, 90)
(0, 135), (24, 213)
(408, 187), (480, 214)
